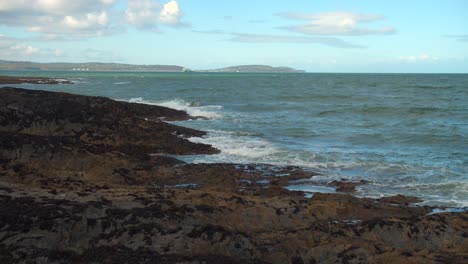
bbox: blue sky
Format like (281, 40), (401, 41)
(0, 0), (467, 72)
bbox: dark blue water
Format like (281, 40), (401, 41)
(2, 71), (467, 206)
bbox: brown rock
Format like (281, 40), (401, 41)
(379, 194), (423, 205)
(329, 179), (369, 193)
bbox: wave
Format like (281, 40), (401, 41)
(318, 106), (442, 116)
(53, 78), (71, 83)
(407, 85), (454, 89)
(390, 181), (468, 207)
(184, 128), (467, 206)
(114, 81), (132, 85)
(66, 78), (87, 84)
(188, 130), (280, 160)
(126, 98), (223, 119)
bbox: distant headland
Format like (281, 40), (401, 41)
(199, 65), (305, 73)
(0, 60), (305, 73)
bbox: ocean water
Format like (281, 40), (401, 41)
(2, 71), (467, 207)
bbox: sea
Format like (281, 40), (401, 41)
(2, 71), (467, 207)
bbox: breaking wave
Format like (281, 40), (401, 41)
(127, 98), (223, 119)
(188, 130), (280, 162)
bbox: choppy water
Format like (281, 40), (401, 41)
(2, 71), (467, 206)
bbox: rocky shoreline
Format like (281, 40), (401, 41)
(0, 76), (72, 85)
(0, 86), (466, 263)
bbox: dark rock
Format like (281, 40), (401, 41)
(379, 194), (423, 205)
(329, 180), (369, 193)
(0, 76), (72, 85)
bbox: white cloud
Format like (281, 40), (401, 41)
(125, 0), (160, 29)
(54, 48), (63, 56)
(0, 35), (41, 59)
(229, 33), (365, 48)
(9, 44), (40, 56)
(0, 35), (74, 60)
(24, 12), (115, 38)
(0, 0), (115, 15)
(277, 12), (395, 36)
(63, 12), (109, 29)
(0, 0), (186, 39)
(0, 0), (118, 39)
(124, 0), (183, 30)
(159, 0), (181, 24)
(399, 54), (439, 63)
(100, 0), (116, 4)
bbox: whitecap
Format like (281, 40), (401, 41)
(187, 130), (280, 161)
(54, 78), (71, 83)
(126, 97), (222, 119)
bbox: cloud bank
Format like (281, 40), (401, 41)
(0, 0), (117, 38)
(230, 33), (365, 48)
(0, 0), (184, 39)
(277, 12), (395, 36)
(0, 35), (58, 60)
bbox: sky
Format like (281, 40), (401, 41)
(0, 0), (467, 73)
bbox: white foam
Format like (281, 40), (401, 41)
(54, 78), (70, 82)
(430, 207), (467, 215)
(186, 131), (360, 172)
(114, 81), (132, 85)
(127, 98), (222, 119)
(188, 130), (280, 161)
(286, 184), (336, 193)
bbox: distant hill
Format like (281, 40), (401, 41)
(201, 65), (305, 73)
(0, 60), (187, 72)
(0, 60), (305, 73)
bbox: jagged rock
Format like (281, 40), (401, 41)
(378, 194), (423, 205)
(329, 179), (369, 193)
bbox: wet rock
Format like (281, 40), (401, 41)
(378, 194), (423, 205)
(329, 180), (369, 193)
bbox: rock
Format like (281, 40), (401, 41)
(0, 87), (218, 155)
(329, 180), (369, 193)
(0, 76), (72, 85)
(378, 194), (423, 205)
